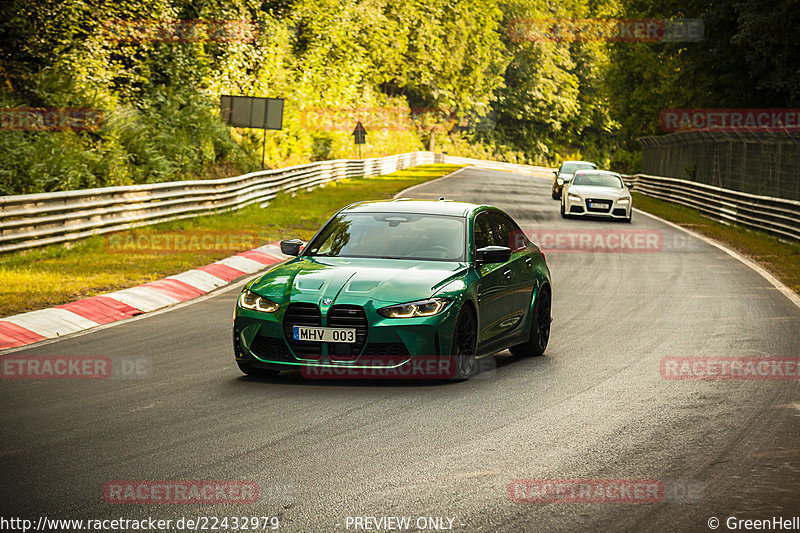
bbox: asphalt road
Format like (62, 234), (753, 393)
(2, 167), (799, 532)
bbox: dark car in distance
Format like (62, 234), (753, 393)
(552, 160), (598, 199)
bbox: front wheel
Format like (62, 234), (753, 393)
(510, 286), (551, 357)
(450, 306), (477, 380)
(624, 210), (632, 223)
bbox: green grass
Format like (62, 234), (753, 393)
(0, 164), (462, 317)
(632, 192), (800, 294)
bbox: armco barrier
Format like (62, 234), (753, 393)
(631, 174), (800, 242)
(4, 153), (796, 253)
(0, 152), (435, 253)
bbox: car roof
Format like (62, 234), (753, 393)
(561, 160), (596, 165)
(341, 198), (481, 217)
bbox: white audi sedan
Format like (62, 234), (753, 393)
(561, 170), (633, 222)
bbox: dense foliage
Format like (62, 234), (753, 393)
(0, 0), (797, 194)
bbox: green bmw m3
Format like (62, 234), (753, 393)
(233, 198), (552, 380)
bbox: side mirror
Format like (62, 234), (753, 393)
(476, 245), (512, 265)
(624, 181), (635, 190)
(280, 238), (303, 256)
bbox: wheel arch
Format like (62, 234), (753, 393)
(459, 297), (477, 321)
(525, 278), (551, 332)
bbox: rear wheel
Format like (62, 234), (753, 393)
(510, 286), (551, 357)
(451, 306), (477, 380)
(237, 361), (280, 378)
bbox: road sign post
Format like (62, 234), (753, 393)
(352, 121), (366, 158)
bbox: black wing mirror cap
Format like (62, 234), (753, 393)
(280, 239), (303, 256)
(476, 245), (512, 265)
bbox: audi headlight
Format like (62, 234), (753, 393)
(568, 193), (582, 202)
(617, 197), (630, 204)
(377, 298), (451, 318)
(238, 290), (280, 312)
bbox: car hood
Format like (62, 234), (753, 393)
(567, 185), (628, 200)
(249, 256), (468, 306)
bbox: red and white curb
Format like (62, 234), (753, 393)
(0, 243), (288, 351)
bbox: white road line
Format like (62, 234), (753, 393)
(634, 207), (800, 309)
(393, 166), (472, 198)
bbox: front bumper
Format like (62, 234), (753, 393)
(233, 300), (460, 371)
(566, 199), (630, 218)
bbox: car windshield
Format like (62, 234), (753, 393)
(561, 162), (596, 174)
(304, 212), (466, 261)
(572, 173), (623, 188)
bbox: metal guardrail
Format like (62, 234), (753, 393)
(4, 151), (795, 253)
(0, 152), (435, 253)
(631, 173), (800, 242)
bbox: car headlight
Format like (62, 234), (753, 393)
(557, 178), (564, 184)
(377, 297), (451, 318)
(238, 290), (280, 312)
(617, 197), (630, 204)
(568, 193), (582, 202)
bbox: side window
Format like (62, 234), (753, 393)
(505, 215), (529, 251)
(473, 213), (493, 250)
(486, 211), (526, 251)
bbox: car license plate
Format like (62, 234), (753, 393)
(589, 201), (608, 208)
(293, 326), (356, 343)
